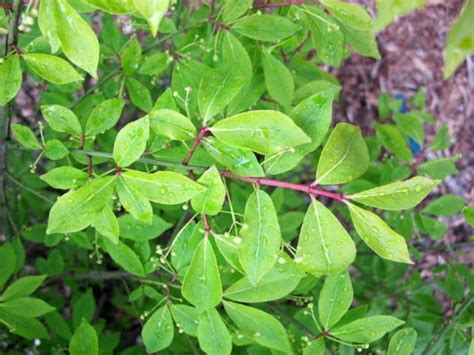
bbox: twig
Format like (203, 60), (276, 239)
(182, 127), (209, 165)
(73, 149), (347, 202)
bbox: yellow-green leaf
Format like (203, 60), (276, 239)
(348, 203), (412, 264)
(348, 176), (440, 210)
(113, 115), (149, 167)
(318, 271), (353, 330)
(0, 55), (22, 105)
(141, 305), (174, 353)
(47, 176), (116, 234)
(211, 110), (310, 155)
(296, 199), (356, 276)
(41, 105), (82, 137)
(149, 109), (196, 141)
(55, 0), (100, 77)
(182, 236), (222, 311)
(191, 166), (226, 216)
(316, 123), (369, 185)
(23, 53), (82, 85)
(197, 308), (232, 355)
(122, 170), (205, 205)
(133, 0), (170, 37)
(239, 190), (281, 285)
(11, 124), (41, 150)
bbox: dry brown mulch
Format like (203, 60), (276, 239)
(333, 0), (473, 204)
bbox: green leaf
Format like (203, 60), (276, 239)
(82, 0), (135, 14)
(191, 166), (226, 216)
(375, 0), (425, 32)
(232, 15), (299, 41)
(198, 66), (245, 122)
(11, 124), (41, 150)
(418, 156), (459, 179)
(142, 305), (174, 353)
(224, 253), (304, 303)
(348, 203), (412, 264)
(69, 319), (99, 355)
(23, 53), (82, 85)
(171, 221), (203, 271)
(203, 137), (264, 177)
(303, 338), (325, 355)
(197, 308), (232, 355)
(41, 105), (82, 136)
(318, 271), (353, 330)
(375, 124), (413, 161)
(149, 109), (196, 141)
(44, 311), (72, 341)
(170, 304), (199, 336)
(113, 115), (150, 167)
(0, 297), (54, 317)
(430, 123), (450, 151)
(304, 5), (344, 67)
(211, 110), (310, 155)
(321, 0), (380, 59)
(118, 214), (172, 241)
(316, 123), (369, 185)
(72, 289), (95, 327)
(0, 55), (22, 105)
(0, 242), (17, 288)
(348, 176), (440, 210)
(44, 139), (69, 160)
(262, 50), (294, 107)
(222, 31), (252, 81)
(92, 207), (119, 244)
(102, 238), (145, 276)
(224, 301), (292, 353)
(387, 327), (417, 355)
(55, 0), (100, 77)
(126, 78), (153, 112)
(120, 36), (142, 76)
(0, 275), (47, 302)
(423, 194), (465, 217)
(0, 308), (49, 339)
(40, 167), (88, 190)
(321, 0), (373, 31)
(222, 0), (252, 23)
(239, 190), (281, 285)
(444, 0), (474, 78)
(182, 236), (222, 311)
(47, 176), (116, 234)
(140, 52), (169, 76)
(133, 0), (170, 37)
(214, 233), (244, 273)
(463, 206), (474, 227)
(38, 0), (60, 52)
(296, 199), (356, 275)
(85, 98), (125, 136)
(122, 170), (205, 205)
(116, 177), (153, 224)
(265, 89), (335, 175)
(331, 316), (404, 343)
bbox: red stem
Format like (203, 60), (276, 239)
(221, 171), (346, 202)
(183, 127), (209, 166)
(253, 0), (311, 9)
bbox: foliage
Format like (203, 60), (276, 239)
(0, 0), (473, 354)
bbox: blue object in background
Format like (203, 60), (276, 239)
(394, 93), (422, 155)
(394, 93), (409, 113)
(408, 137), (422, 155)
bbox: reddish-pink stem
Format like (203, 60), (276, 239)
(183, 127), (209, 166)
(221, 171), (346, 202)
(253, 0), (311, 9)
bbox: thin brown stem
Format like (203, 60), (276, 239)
(182, 127), (209, 165)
